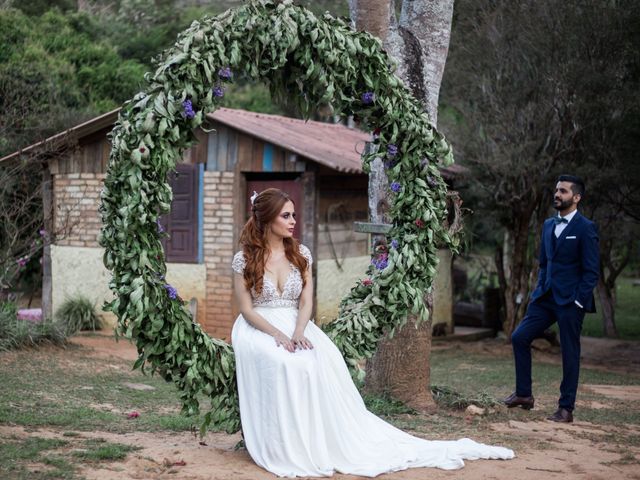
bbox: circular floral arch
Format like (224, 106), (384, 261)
(99, 0), (456, 434)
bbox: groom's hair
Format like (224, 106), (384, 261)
(558, 174), (585, 197)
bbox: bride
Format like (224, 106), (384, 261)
(231, 188), (514, 478)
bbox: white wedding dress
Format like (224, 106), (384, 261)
(231, 245), (514, 478)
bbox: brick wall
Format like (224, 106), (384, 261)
(53, 173), (104, 247)
(53, 170), (237, 339)
(203, 171), (235, 339)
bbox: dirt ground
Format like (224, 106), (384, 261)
(4, 334), (640, 480)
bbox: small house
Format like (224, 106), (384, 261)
(1, 108), (459, 340)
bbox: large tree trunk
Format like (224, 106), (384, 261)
(499, 213), (536, 338)
(495, 191), (546, 339)
(364, 302), (434, 410)
(596, 277), (618, 338)
(595, 237), (630, 338)
(351, 0), (454, 412)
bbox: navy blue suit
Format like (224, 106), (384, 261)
(512, 211), (599, 411)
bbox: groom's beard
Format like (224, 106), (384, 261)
(554, 198), (573, 211)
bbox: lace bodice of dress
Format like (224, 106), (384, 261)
(232, 245), (313, 308)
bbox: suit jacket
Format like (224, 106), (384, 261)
(530, 211), (600, 312)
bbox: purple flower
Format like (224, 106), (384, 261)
(371, 252), (389, 270)
(39, 229), (47, 237)
(17, 257), (28, 267)
(387, 144), (398, 157)
(213, 86), (225, 98)
(390, 182), (401, 193)
(384, 159), (397, 169)
(361, 91), (375, 105)
(156, 219), (165, 234)
(182, 100), (195, 119)
(164, 284), (178, 300)
(420, 158), (429, 168)
(391, 239), (399, 249)
(371, 257), (388, 270)
(218, 67), (232, 80)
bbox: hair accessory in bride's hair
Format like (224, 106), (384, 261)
(250, 191), (259, 205)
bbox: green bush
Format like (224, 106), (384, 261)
(55, 296), (102, 334)
(0, 302), (67, 351)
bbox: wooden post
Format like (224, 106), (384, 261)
(41, 165), (53, 320)
(301, 168), (318, 318)
(353, 142), (392, 251)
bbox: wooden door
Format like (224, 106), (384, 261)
(160, 164), (199, 263)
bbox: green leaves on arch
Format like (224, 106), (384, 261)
(99, 0), (456, 435)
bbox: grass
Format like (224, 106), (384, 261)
(363, 393), (416, 416)
(54, 296), (102, 333)
(582, 277), (640, 340)
(431, 385), (497, 409)
(0, 435), (141, 479)
(0, 342), (205, 434)
(0, 301), (69, 351)
(72, 438), (140, 461)
(0, 332), (638, 477)
(456, 254), (639, 340)
(431, 343), (640, 404)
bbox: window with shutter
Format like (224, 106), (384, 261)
(160, 164), (199, 263)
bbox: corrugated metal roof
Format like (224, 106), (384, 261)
(0, 109), (120, 164)
(209, 108), (369, 173)
(0, 106), (465, 179)
(209, 109), (465, 178)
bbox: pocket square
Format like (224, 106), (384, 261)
(566, 236), (577, 239)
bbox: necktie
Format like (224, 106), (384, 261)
(553, 216), (568, 225)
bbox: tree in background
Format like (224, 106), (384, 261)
(0, 143), (80, 304)
(0, 0), (350, 305)
(350, 0), (454, 412)
(572, 3), (640, 336)
(440, 0), (640, 337)
(1, 0), (351, 155)
(0, 8), (147, 156)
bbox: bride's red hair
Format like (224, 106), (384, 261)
(239, 188), (308, 294)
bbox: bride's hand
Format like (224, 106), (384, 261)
(272, 331), (295, 352)
(291, 331), (314, 350)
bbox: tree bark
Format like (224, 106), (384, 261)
(365, 307), (434, 411)
(502, 210), (537, 338)
(596, 277), (618, 338)
(352, 0), (454, 412)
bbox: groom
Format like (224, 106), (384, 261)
(504, 174), (600, 423)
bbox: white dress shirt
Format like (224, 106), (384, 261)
(554, 209), (578, 238)
(554, 209), (583, 308)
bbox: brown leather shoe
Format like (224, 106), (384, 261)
(503, 392), (535, 410)
(547, 408), (573, 423)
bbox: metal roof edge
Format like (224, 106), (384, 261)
(0, 108), (121, 164)
(207, 109), (366, 173)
